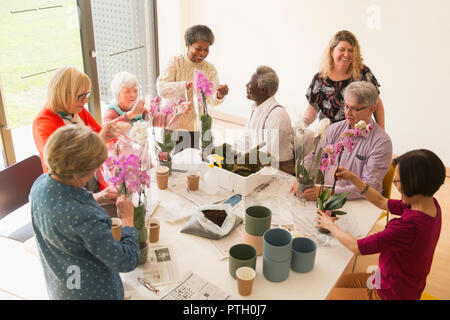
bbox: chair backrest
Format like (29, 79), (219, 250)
(0, 155), (43, 220)
(382, 161), (395, 199)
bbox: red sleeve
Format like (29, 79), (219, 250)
(388, 199), (408, 216)
(32, 109), (64, 172)
(357, 218), (416, 255)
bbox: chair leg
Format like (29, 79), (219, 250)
(352, 255), (357, 273)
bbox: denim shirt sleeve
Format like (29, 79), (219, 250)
(69, 205), (140, 273)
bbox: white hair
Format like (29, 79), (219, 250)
(343, 81), (379, 107)
(110, 71), (139, 103)
(255, 66), (279, 97)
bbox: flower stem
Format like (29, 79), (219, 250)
(331, 152), (343, 195)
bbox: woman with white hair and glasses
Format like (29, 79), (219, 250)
(303, 30), (385, 129)
(157, 24), (229, 149)
(102, 71), (147, 125)
(30, 125), (139, 299)
(244, 66), (294, 175)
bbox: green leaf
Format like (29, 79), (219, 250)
(317, 197), (325, 210)
(324, 192), (350, 210)
(331, 210), (348, 216)
(318, 188), (330, 203)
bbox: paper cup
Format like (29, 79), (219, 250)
(236, 266), (256, 296)
(155, 166), (169, 190)
(111, 218), (122, 241)
(187, 170), (200, 191)
(148, 219), (160, 243)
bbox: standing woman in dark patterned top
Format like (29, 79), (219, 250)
(303, 30), (385, 129)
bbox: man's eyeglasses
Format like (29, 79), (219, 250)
(77, 92), (91, 101)
(344, 104), (369, 112)
(393, 176), (400, 185)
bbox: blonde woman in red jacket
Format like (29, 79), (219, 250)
(33, 66), (122, 207)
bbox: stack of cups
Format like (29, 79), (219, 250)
(244, 206), (272, 256)
(262, 228), (292, 282)
(155, 165), (169, 190)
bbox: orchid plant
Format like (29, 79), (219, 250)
(194, 69), (214, 151)
(316, 120), (373, 232)
(294, 118), (330, 190)
(105, 141), (151, 248)
(146, 95), (188, 163)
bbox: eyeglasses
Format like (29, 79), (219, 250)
(393, 176), (401, 185)
(138, 277), (159, 294)
(344, 104), (369, 112)
(77, 91), (91, 101)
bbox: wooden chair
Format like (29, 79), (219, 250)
(0, 155), (43, 242)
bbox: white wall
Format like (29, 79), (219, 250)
(157, 0), (450, 166)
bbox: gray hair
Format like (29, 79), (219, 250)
(184, 25), (215, 46)
(110, 71), (139, 103)
(254, 66), (279, 97)
(343, 81), (379, 107)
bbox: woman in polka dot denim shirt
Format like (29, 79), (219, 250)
(30, 125), (140, 300)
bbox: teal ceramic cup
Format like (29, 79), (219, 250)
(263, 228), (292, 262)
(229, 244), (257, 279)
(262, 256), (290, 282)
(291, 237), (317, 273)
(245, 206), (272, 236)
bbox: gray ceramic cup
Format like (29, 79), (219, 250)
(291, 237), (317, 273)
(262, 256), (290, 282)
(263, 228), (292, 262)
(229, 243), (257, 279)
(245, 206), (272, 236)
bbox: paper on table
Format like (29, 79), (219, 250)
(208, 224), (246, 260)
(160, 271), (230, 300)
(142, 245), (180, 287)
(169, 177), (235, 207)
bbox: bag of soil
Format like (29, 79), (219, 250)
(181, 203), (243, 239)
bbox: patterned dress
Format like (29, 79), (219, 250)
(30, 174), (139, 300)
(306, 65), (380, 123)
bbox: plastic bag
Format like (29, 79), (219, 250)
(181, 203), (243, 239)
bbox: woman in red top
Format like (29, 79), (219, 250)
(317, 149), (445, 300)
(33, 66), (121, 206)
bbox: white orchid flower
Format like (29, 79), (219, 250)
(314, 118), (331, 138)
(354, 120), (368, 130)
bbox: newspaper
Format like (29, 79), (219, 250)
(141, 245), (180, 287)
(169, 175), (235, 207)
(160, 271), (230, 300)
(208, 224), (246, 260)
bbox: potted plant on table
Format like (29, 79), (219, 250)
(105, 130), (151, 265)
(147, 95), (190, 175)
(294, 118), (330, 196)
(315, 120), (373, 233)
(193, 69), (214, 157)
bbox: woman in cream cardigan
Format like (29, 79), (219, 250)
(157, 24), (229, 150)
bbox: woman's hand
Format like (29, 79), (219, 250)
(334, 166), (356, 182)
(289, 182), (298, 196)
(216, 84), (229, 99)
(127, 99), (146, 119)
(301, 186), (321, 201)
(93, 187), (119, 206)
(116, 195), (134, 227)
(315, 209), (339, 231)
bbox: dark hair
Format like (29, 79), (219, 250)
(184, 25), (215, 46)
(393, 149), (445, 197)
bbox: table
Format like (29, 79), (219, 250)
(0, 149), (382, 300)
(121, 149), (383, 300)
